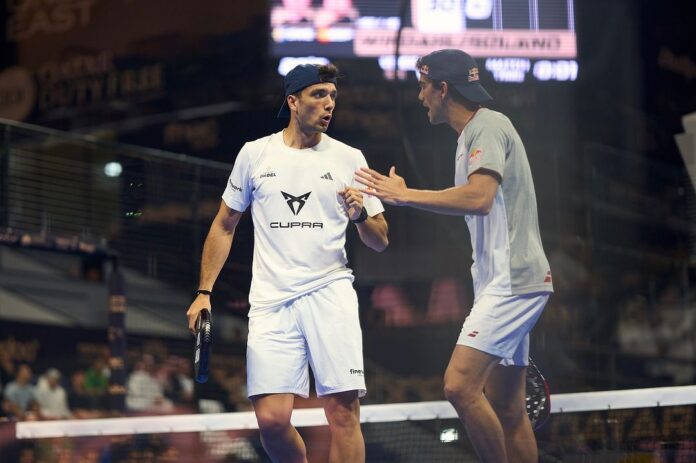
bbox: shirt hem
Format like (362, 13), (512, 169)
(475, 285), (553, 301)
(248, 272), (355, 316)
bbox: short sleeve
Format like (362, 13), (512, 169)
(465, 123), (507, 180)
(222, 143), (253, 212)
(351, 150), (385, 217)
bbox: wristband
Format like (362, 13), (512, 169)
(351, 208), (368, 224)
(195, 289), (212, 297)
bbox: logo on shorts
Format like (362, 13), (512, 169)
(281, 191), (311, 216)
(349, 368), (364, 376)
(467, 331), (479, 338)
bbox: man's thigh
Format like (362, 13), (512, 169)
(458, 293), (549, 366)
(296, 279), (366, 398)
(247, 303), (310, 398)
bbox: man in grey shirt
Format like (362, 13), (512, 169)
(356, 49), (552, 463)
(2, 364), (36, 420)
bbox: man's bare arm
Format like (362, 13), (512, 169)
(355, 167), (499, 216)
(186, 201), (243, 333)
(356, 212), (389, 252)
(340, 187), (389, 252)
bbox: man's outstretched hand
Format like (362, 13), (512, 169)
(354, 166), (408, 206)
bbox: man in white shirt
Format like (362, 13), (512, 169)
(35, 368), (72, 419)
(186, 63), (388, 463)
(126, 354), (171, 412)
(356, 49), (552, 463)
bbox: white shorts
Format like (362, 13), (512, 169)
(457, 292), (550, 366)
(246, 278), (366, 399)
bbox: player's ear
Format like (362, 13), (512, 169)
(288, 94), (299, 113)
(440, 81), (449, 99)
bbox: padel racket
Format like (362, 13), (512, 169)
(194, 309), (212, 383)
(525, 357), (550, 430)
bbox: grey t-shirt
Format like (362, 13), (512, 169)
(3, 381), (35, 413)
(455, 108), (553, 298)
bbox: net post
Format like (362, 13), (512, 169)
(108, 253), (127, 413)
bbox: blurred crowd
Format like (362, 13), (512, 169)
(0, 348), (251, 423)
(0, 347), (258, 462)
(541, 235), (696, 390)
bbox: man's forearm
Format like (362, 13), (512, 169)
(356, 214), (389, 252)
(198, 221), (236, 290)
(401, 185), (491, 216)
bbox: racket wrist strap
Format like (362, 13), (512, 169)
(195, 289), (212, 297)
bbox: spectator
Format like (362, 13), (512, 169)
(35, 368), (72, 419)
(371, 284), (418, 326)
(226, 368), (251, 412)
(82, 357), (110, 410)
(126, 354), (171, 412)
(84, 357), (109, 397)
(616, 296), (661, 384)
(68, 370), (101, 418)
(160, 355), (194, 408)
(653, 284), (696, 385)
(2, 364), (36, 420)
(617, 296), (658, 356)
(197, 367), (234, 412)
(0, 350), (16, 388)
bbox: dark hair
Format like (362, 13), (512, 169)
(415, 56), (427, 72)
(291, 63), (339, 100)
(422, 76), (481, 111)
(318, 63), (339, 82)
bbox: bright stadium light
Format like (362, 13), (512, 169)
(104, 162), (122, 178)
(278, 57), (330, 76)
(439, 427), (459, 443)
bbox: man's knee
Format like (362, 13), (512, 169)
(488, 397), (527, 429)
(443, 371), (480, 411)
(255, 408), (293, 435)
(443, 345), (499, 411)
(326, 405), (360, 432)
(324, 392), (361, 433)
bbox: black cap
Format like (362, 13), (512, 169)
(277, 64), (338, 118)
(417, 49), (492, 103)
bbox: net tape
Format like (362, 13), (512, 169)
(16, 385), (696, 439)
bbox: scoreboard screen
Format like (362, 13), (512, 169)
(271, 0), (578, 82)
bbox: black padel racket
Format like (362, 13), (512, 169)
(194, 309), (212, 383)
(525, 357), (551, 430)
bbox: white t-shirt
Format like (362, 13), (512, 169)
(455, 108), (553, 300)
(222, 131), (384, 313)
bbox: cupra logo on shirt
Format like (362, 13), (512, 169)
(281, 191), (311, 216)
